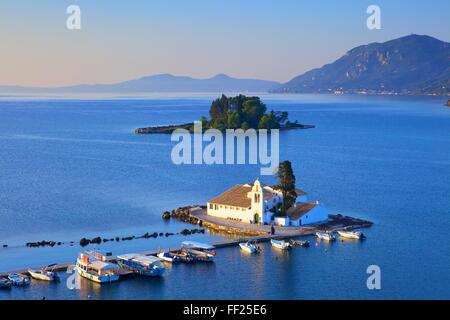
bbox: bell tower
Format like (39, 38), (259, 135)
(249, 179), (264, 224)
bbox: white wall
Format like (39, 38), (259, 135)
(298, 205), (328, 225)
(274, 216), (290, 226)
(207, 202), (254, 223)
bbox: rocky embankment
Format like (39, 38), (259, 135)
(135, 122), (315, 134)
(163, 206), (267, 236)
(135, 123), (194, 134)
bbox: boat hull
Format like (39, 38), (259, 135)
(337, 231), (363, 239)
(316, 232), (336, 241)
(28, 270), (56, 281)
(270, 240), (291, 250)
(157, 252), (180, 263)
(0, 279), (12, 289)
(8, 274), (30, 286)
(239, 243), (257, 253)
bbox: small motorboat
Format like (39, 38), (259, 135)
(0, 277), (12, 289)
(8, 273), (30, 286)
(239, 241), (260, 254)
(28, 269), (58, 281)
(171, 249), (196, 263)
(157, 251), (181, 263)
(181, 241), (216, 262)
(289, 239), (310, 248)
(337, 230), (365, 240)
(315, 232), (336, 241)
(270, 239), (291, 250)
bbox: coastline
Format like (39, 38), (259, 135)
(135, 122), (315, 134)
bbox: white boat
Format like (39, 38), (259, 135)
(157, 251), (180, 263)
(270, 239), (291, 250)
(0, 277), (12, 289)
(76, 251), (120, 283)
(337, 230), (364, 240)
(315, 232), (336, 241)
(8, 273), (30, 286)
(28, 269), (57, 281)
(181, 241), (216, 262)
(117, 253), (165, 276)
(239, 241), (259, 254)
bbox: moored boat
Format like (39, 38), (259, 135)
(171, 249), (196, 263)
(76, 251), (120, 283)
(181, 241), (216, 262)
(28, 269), (58, 281)
(337, 230), (364, 240)
(289, 239), (310, 247)
(315, 232), (336, 241)
(157, 251), (180, 263)
(239, 241), (260, 254)
(8, 273), (30, 286)
(0, 277), (12, 289)
(116, 253), (165, 276)
(270, 239), (291, 250)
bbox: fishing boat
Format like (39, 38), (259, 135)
(116, 253), (165, 276)
(28, 264), (59, 281)
(270, 239), (291, 250)
(289, 239), (310, 247)
(181, 241), (216, 262)
(239, 241), (260, 254)
(76, 251), (120, 283)
(315, 232), (336, 241)
(337, 230), (365, 240)
(0, 277), (12, 289)
(157, 251), (181, 263)
(8, 273), (30, 286)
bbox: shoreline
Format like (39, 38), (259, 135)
(135, 123), (315, 134)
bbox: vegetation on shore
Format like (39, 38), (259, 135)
(135, 94), (314, 134)
(200, 94), (298, 130)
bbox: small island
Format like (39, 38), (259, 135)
(446, 100), (450, 107)
(135, 94), (314, 134)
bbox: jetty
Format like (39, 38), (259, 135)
(0, 207), (372, 277)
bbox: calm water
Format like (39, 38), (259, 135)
(0, 94), (449, 299)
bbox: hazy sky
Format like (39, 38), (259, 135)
(0, 0), (449, 87)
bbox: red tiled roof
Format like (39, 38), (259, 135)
(287, 202), (317, 220)
(208, 185), (252, 208)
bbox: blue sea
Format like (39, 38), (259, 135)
(0, 94), (449, 299)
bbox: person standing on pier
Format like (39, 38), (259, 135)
(271, 225), (275, 235)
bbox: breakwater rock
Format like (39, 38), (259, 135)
(26, 240), (62, 248)
(163, 206), (205, 225)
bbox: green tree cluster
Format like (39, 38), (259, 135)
(204, 94), (287, 130)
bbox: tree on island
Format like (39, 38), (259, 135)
(203, 94), (291, 131)
(276, 160), (297, 214)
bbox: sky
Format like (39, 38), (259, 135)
(0, 0), (449, 87)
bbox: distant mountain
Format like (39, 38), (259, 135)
(0, 74), (279, 94)
(272, 34), (450, 95)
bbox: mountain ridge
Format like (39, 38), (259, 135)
(0, 73), (279, 94)
(272, 34), (450, 95)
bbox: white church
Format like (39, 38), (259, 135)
(207, 179), (328, 227)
